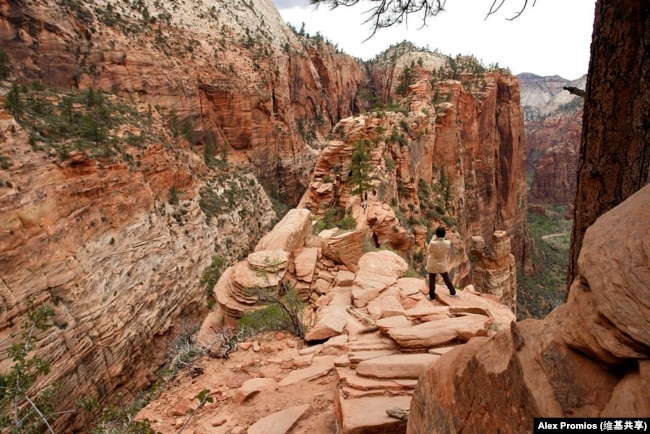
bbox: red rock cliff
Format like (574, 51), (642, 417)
(299, 44), (529, 308)
(0, 0), (367, 204)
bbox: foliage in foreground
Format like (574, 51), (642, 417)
(240, 281), (306, 339)
(0, 301), (58, 434)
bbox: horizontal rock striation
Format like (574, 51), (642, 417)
(0, 116), (275, 429)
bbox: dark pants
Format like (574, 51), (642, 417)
(428, 272), (456, 298)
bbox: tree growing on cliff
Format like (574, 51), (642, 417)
(396, 63), (416, 97)
(348, 139), (375, 200)
(0, 48), (10, 80)
(5, 83), (24, 122)
(0, 301), (58, 433)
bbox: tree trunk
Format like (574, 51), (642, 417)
(567, 0), (650, 288)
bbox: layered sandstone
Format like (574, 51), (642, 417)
(468, 231), (517, 312)
(0, 0), (368, 204)
(407, 184), (650, 432)
(0, 112), (276, 429)
(189, 207), (516, 434)
(0, 2), (531, 431)
(526, 109), (582, 206)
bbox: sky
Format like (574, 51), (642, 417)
(272, 0), (596, 81)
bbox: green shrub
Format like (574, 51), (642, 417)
(200, 255), (227, 296)
(241, 279), (305, 339)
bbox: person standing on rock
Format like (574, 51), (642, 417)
(426, 226), (457, 300)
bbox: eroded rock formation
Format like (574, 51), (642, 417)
(469, 231), (517, 312)
(0, 1), (531, 430)
(519, 73), (584, 207)
(0, 0), (368, 204)
(191, 208), (516, 434)
(407, 184), (650, 433)
(300, 44), (529, 297)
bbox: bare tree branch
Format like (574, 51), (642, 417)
(309, 0), (534, 36)
(486, 0), (536, 20)
(563, 86), (586, 98)
(310, 0), (447, 40)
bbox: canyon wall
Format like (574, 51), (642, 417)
(0, 0), (368, 204)
(0, 107), (276, 429)
(0, 1), (529, 430)
(300, 45), (528, 307)
(519, 74), (585, 207)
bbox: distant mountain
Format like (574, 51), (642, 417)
(518, 73), (586, 121)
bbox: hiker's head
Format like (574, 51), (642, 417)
(435, 227), (446, 238)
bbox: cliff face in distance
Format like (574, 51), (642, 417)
(0, 0), (529, 430)
(519, 73), (585, 207)
(300, 44), (528, 311)
(0, 0), (368, 204)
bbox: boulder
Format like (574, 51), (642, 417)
(247, 404), (311, 434)
(562, 184), (650, 364)
(255, 209), (312, 252)
(407, 185), (650, 433)
(388, 315), (489, 349)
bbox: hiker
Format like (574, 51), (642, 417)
(426, 226), (457, 300)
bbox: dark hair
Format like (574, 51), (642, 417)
(435, 226), (446, 238)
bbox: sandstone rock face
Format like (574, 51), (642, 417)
(0, 0), (368, 204)
(0, 2), (529, 431)
(519, 73), (585, 207)
(406, 184), (650, 433)
(469, 231), (517, 312)
(300, 44), (529, 293)
(527, 110), (582, 206)
(0, 114), (276, 429)
(188, 202), (515, 433)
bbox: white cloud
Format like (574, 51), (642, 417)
(273, 0), (595, 80)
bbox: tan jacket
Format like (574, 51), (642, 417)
(426, 236), (451, 273)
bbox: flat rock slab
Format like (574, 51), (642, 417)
(336, 270), (356, 286)
(337, 367), (418, 392)
(388, 314), (489, 349)
(394, 277), (425, 297)
(247, 404), (311, 434)
(335, 392), (411, 434)
(304, 306), (348, 342)
(367, 295), (405, 319)
(356, 353), (439, 379)
(278, 355), (337, 386)
(375, 315), (413, 332)
(348, 349), (396, 365)
(428, 346), (460, 356)
(234, 377), (275, 403)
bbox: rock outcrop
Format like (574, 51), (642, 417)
(527, 109), (582, 206)
(468, 231), (517, 312)
(183, 208), (516, 434)
(407, 184), (650, 433)
(0, 2), (529, 430)
(300, 44), (529, 301)
(0, 0), (368, 204)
